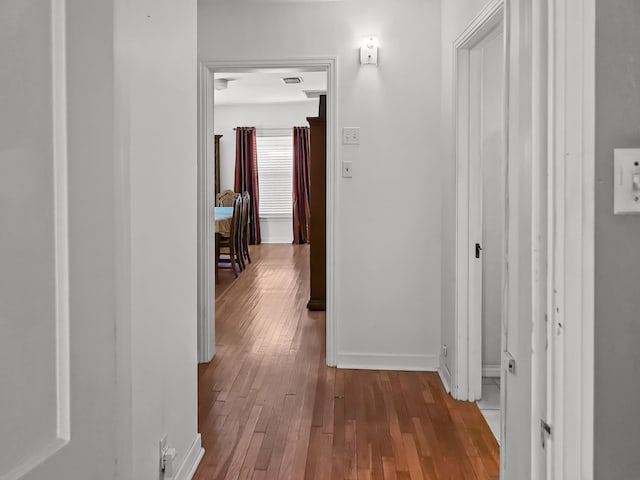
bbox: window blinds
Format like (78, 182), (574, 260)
(256, 133), (293, 219)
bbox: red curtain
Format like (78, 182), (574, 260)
(292, 127), (311, 244)
(234, 127), (261, 244)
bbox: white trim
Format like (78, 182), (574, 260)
(52, 0), (70, 445)
(438, 364), (452, 393)
(547, 0), (595, 478)
(197, 61), (215, 363)
(2, 439), (68, 480)
(114, 0), (134, 475)
(259, 240), (295, 244)
(337, 353), (439, 372)
(173, 434), (205, 480)
(198, 57), (338, 367)
(482, 365), (501, 378)
(531, 0), (550, 477)
(453, 0), (506, 403)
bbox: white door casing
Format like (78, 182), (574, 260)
(530, 0), (550, 476)
(542, 0), (596, 477)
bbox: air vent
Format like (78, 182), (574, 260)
(303, 90), (326, 99)
(214, 78), (229, 90)
(281, 76), (303, 85)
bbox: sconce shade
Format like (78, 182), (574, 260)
(360, 36), (379, 65)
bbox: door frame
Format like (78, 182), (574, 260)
(540, 0), (595, 477)
(453, 0), (507, 404)
(530, 0), (550, 477)
(196, 57), (338, 367)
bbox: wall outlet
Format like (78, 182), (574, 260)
(159, 434), (176, 477)
(159, 434), (168, 472)
(442, 345), (448, 358)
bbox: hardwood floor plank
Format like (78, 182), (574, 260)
(344, 419), (358, 480)
(401, 433), (424, 480)
(237, 432), (265, 480)
(224, 405), (263, 480)
(195, 245), (500, 480)
(381, 457), (398, 480)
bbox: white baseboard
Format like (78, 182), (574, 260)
(336, 353), (438, 371)
(482, 364), (501, 378)
(260, 239), (293, 244)
(174, 434), (204, 480)
(438, 363), (452, 393)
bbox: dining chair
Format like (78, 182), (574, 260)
(217, 194), (243, 277)
(241, 191), (252, 266)
(216, 189), (238, 207)
(233, 193), (247, 271)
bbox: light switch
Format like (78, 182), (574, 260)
(342, 127), (360, 145)
(614, 149), (640, 214)
(342, 161), (353, 178)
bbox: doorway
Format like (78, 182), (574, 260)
(453, 0), (506, 448)
(196, 59), (338, 366)
(470, 21), (505, 444)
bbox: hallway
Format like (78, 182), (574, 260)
(195, 245), (499, 480)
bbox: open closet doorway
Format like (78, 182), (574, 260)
(196, 59), (337, 366)
(471, 20), (505, 443)
(453, 0), (506, 451)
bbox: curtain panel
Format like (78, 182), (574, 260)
(234, 127), (261, 244)
(292, 126), (311, 244)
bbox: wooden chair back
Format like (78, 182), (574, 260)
(217, 189), (238, 207)
(241, 192), (252, 264)
(220, 194), (243, 276)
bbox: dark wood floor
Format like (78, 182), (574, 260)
(195, 245), (499, 480)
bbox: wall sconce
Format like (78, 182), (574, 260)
(360, 36), (379, 65)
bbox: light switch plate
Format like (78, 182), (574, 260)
(342, 161), (353, 178)
(614, 148), (640, 214)
(342, 127), (360, 145)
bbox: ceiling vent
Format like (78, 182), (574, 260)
(303, 90), (327, 99)
(281, 76), (303, 85)
(214, 78), (230, 90)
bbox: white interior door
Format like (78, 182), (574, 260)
(0, 3), (71, 477)
(1, 2), (118, 479)
(468, 23), (506, 402)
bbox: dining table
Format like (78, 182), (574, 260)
(215, 206), (233, 235)
(214, 206), (234, 282)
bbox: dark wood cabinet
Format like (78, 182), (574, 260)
(306, 96), (326, 311)
(214, 134), (222, 197)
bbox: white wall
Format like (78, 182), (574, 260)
(122, 1), (200, 478)
(594, 1), (640, 477)
(215, 101), (318, 191)
(200, 0), (443, 368)
(214, 101), (319, 243)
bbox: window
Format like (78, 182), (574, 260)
(256, 131), (293, 219)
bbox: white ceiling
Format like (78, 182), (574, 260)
(213, 71), (327, 105)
